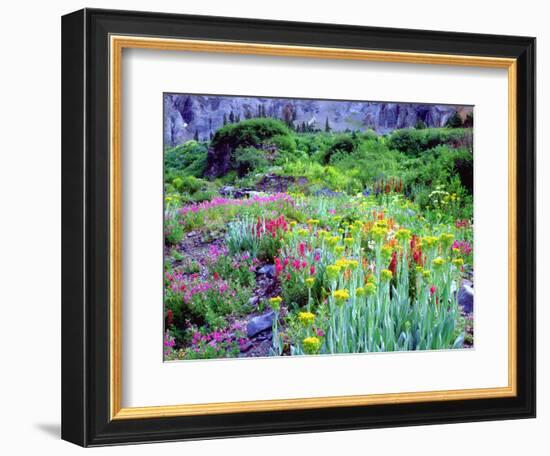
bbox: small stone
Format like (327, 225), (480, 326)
(187, 231), (196, 237)
(247, 311), (275, 338)
(248, 296), (259, 306)
(219, 186), (235, 196)
(258, 264), (276, 278)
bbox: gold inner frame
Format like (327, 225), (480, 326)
(109, 35), (517, 420)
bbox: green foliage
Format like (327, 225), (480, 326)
(387, 128), (472, 157)
(281, 276), (310, 310)
(414, 120), (427, 129)
(258, 233), (282, 263)
(226, 218), (261, 257)
(182, 339), (240, 360)
(165, 218), (184, 245)
(172, 175), (201, 194)
(209, 254), (256, 288)
(188, 283), (252, 329)
(211, 118), (292, 150)
(322, 134), (360, 164)
(234, 146), (269, 176)
(164, 140), (208, 178)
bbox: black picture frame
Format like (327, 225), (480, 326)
(62, 8), (536, 447)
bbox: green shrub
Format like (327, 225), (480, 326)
(211, 118), (292, 150)
(165, 217), (184, 245)
(188, 282), (252, 329)
(209, 254), (256, 288)
(234, 146), (269, 176)
(172, 175), (201, 194)
(164, 140), (208, 178)
(387, 128), (472, 157)
(322, 134), (360, 164)
(190, 189), (218, 203)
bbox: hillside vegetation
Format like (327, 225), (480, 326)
(163, 117), (474, 360)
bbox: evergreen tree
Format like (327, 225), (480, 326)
(414, 119), (427, 129)
(325, 116), (331, 133)
(229, 111), (235, 123)
(223, 113), (227, 125)
(194, 129), (199, 141)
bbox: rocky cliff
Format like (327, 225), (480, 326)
(164, 94), (473, 147)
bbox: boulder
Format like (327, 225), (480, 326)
(258, 264), (276, 278)
(247, 311), (275, 338)
(458, 282), (474, 314)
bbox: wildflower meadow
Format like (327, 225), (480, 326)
(163, 94), (474, 360)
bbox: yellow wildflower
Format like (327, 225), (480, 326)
(422, 236), (439, 248)
(335, 245), (345, 254)
(305, 277), (315, 288)
(374, 219), (388, 229)
(439, 233), (455, 249)
(395, 228), (412, 242)
(356, 287), (366, 297)
(452, 258), (464, 267)
(268, 296), (283, 311)
(306, 219), (319, 226)
(365, 282), (377, 296)
(381, 244), (393, 261)
(297, 228), (309, 237)
(326, 264), (341, 281)
(344, 237), (354, 247)
(327, 236), (340, 247)
(303, 336), (322, 354)
(333, 289), (350, 304)
(298, 311), (315, 326)
(432, 257), (446, 269)
(371, 226), (387, 242)
(380, 269), (393, 281)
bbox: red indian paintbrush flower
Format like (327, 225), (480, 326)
(388, 251), (397, 276)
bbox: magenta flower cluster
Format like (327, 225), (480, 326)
(177, 193), (294, 216)
(189, 321), (247, 353)
(452, 240), (473, 256)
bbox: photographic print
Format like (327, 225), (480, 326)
(163, 94), (474, 361)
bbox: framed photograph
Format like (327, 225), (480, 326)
(61, 8), (536, 447)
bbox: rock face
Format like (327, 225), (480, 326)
(164, 94), (473, 146)
(247, 311), (275, 338)
(204, 143), (233, 177)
